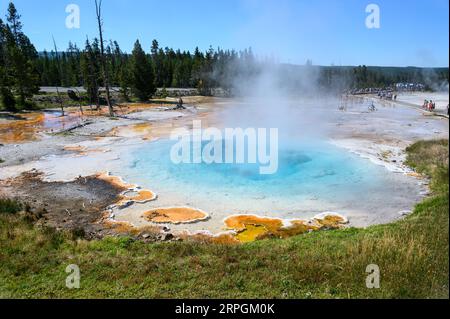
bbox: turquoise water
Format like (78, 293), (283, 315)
(121, 139), (390, 204)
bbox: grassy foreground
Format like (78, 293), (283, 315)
(0, 140), (448, 299)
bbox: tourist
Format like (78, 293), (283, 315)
(428, 100), (434, 111)
(177, 97), (184, 109)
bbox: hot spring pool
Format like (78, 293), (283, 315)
(115, 139), (423, 231)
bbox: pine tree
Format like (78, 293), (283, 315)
(151, 40), (164, 88)
(6, 2), (21, 42)
(4, 2), (39, 107)
(0, 18), (15, 111)
(119, 59), (131, 101)
(67, 42), (81, 86)
(80, 39), (101, 108)
(130, 40), (155, 101)
(151, 39), (159, 57)
(109, 40), (121, 84)
(191, 47), (204, 89)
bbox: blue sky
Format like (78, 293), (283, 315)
(1, 0), (448, 67)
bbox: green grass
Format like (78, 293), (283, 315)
(406, 139), (449, 194)
(0, 140), (448, 299)
(0, 198), (22, 215)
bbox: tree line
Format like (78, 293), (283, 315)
(0, 2), (261, 110)
(37, 39), (260, 102)
(1, 2), (448, 113)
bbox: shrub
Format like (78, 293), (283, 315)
(71, 227), (86, 240)
(160, 87), (169, 98)
(0, 87), (17, 112)
(0, 198), (22, 214)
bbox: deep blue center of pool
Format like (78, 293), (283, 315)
(121, 139), (387, 203)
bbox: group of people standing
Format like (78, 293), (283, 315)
(423, 99), (436, 111)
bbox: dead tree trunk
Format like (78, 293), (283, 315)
(95, 0), (114, 117)
(52, 36), (65, 117)
(73, 87), (84, 115)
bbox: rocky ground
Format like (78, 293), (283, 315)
(0, 170), (123, 238)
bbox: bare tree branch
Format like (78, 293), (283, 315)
(94, 0), (114, 117)
(52, 35), (65, 117)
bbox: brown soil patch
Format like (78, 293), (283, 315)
(124, 189), (156, 202)
(95, 172), (137, 190)
(0, 170), (125, 238)
(116, 189), (156, 206)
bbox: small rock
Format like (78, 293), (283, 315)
(162, 226), (170, 232)
(398, 210), (412, 216)
(159, 233), (174, 241)
(118, 201), (133, 209)
(141, 233), (151, 239)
